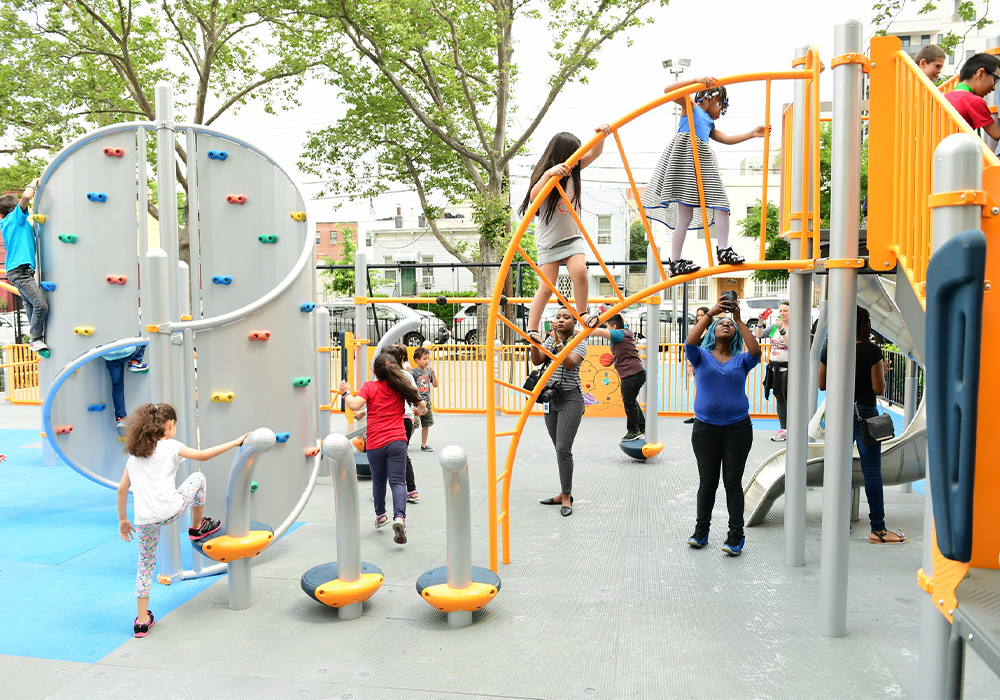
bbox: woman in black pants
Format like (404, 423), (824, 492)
(530, 307), (588, 517)
(684, 295), (762, 556)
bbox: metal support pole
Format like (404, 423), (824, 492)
(900, 358), (917, 493)
(323, 434), (363, 620)
(810, 276), (829, 423)
(316, 308), (332, 479)
(917, 133), (984, 699)
(644, 245), (660, 457)
(354, 252), (369, 387)
(147, 248), (183, 584)
(154, 84), (180, 323)
(785, 44), (812, 568)
(225, 428), (277, 610)
(819, 18), (864, 638)
(441, 445), (473, 628)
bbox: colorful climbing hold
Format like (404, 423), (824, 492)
(304, 447), (321, 458)
(290, 211), (306, 221)
(211, 392), (235, 403)
(55, 425), (73, 435)
(74, 326), (95, 336)
(211, 276), (233, 285)
(248, 330), (271, 341)
(207, 150), (228, 161)
(106, 275), (127, 285)
(300, 303), (316, 312)
(275, 432), (290, 443)
(88, 403), (107, 412)
(86, 192), (108, 203)
(292, 377), (312, 388)
(103, 147), (125, 158)
(258, 234), (278, 244)
(40, 282), (56, 291)
(226, 194), (247, 205)
(58, 234), (78, 244)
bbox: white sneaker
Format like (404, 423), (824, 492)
(28, 340), (48, 354)
(771, 429), (787, 442)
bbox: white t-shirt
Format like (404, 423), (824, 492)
(127, 439), (186, 524)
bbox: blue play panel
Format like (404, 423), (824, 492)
(0, 428), (300, 662)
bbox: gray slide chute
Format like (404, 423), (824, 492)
(744, 275), (926, 526)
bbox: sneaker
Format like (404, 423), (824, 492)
(420, 445), (433, 452)
(722, 530), (746, 556)
(621, 432), (639, 441)
(406, 490), (419, 503)
(687, 527), (710, 549)
(374, 513), (389, 529)
(771, 429), (787, 442)
(683, 417), (695, 424)
(392, 517), (407, 545)
(116, 418), (126, 436)
(133, 610), (155, 638)
(633, 432), (645, 441)
(28, 339), (48, 354)
(716, 246), (746, 265)
(127, 360), (149, 373)
(668, 258), (700, 276)
(188, 516), (221, 540)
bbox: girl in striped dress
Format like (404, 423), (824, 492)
(642, 77), (770, 276)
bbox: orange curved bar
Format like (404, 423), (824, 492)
(200, 530), (273, 562)
(315, 573), (384, 608)
(420, 581), (498, 613)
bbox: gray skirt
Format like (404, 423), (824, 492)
(537, 236), (588, 265)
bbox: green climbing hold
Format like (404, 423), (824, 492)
(292, 377), (312, 387)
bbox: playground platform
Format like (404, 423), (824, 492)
(2, 406), (998, 700)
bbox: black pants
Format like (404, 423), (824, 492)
(620, 369), (646, 434)
(771, 363), (788, 429)
(691, 416), (754, 533)
(404, 418), (416, 492)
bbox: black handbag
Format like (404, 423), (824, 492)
(855, 404), (895, 446)
(523, 357), (555, 403)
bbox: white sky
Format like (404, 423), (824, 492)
(203, 0), (914, 227)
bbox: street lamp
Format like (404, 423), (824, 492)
(663, 58), (691, 341)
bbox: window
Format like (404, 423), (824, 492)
(753, 279), (789, 298)
(966, 49), (975, 60)
(384, 256), (396, 282)
(920, 34), (930, 45)
(330, 231), (337, 245)
(698, 278), (708, 301)
(316, 233), (321, 245)
(421, 255), (434, 288)
(899, 36), (910, 47)
(597, 215), (612, 245)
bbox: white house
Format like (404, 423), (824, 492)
(886, 1), (996, 69)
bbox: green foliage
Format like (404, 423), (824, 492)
(0, 156), (47, 193)
(738, 200), (788, 283)
(819, 123), (868, 228)
(513, 227), (540, 297)
(872, 1), (992, 57)
(629, 219), (648, 272)
(413, 291), (480, 327)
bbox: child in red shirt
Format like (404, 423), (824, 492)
(340, 352), (425, 544)
(944, 53), (1000, 143)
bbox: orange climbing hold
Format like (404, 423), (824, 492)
(226, 194), (247, 205)
(304, 446), (321, 458)
(103, 147), (125, 158)
(55, 425), (73, 435)
(106, 275), (127, 285)
(248, 330), (271, 341)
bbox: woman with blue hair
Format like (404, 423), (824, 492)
(684, 295), (761, 556)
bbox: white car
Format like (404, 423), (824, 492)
(322, 299), (450, 346)
(738, 296), (819, 330)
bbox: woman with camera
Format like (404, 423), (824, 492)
(529, 306), (588, 516)
(685, 293), (761, 556)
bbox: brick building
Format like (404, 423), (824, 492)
(315, 222), (359, 262)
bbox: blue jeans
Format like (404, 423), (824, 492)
(7, 265), (48, 342)
(368, 440), (407, 520)
(853, 404), (885, 532)
(104, 346), (145, 420)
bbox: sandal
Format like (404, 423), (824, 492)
(580, 313), (602, 329)
(539, 496), (574, 505)
(668, 259), (701, 276)
(527, 330), (543, 345)
(716, 246), (746, 265)
(374, 513), (389, 529)
(869, 529), (906, 544)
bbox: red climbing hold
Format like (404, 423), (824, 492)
(248, 330), (271, 341)
(103, 147), (125, 158)
(226, 195), (248, 205)
(106, 275), (127, 285)
(55, 425), (73, 435)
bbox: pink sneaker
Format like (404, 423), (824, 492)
(392, 517), (407, 545)
(771, 429), (787, 442)
(133, 610), (155, 638)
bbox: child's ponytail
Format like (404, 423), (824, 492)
(518, 132), (582, 224)
(124, 402), (178, 458)
(372, 352), (421, 406)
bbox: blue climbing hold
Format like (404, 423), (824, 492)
(88, 403), (107, 412)
(275, 432), (290, 443)
(300, 303), (316, 312)
(40, 281), (56, 291)
(86, 192), (108, 203)
(207, 150), (228, 161)
(212, 276), (232, 285)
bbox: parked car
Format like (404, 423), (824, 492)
(738, 296), (820, 330)
(452, 302), (533, 345)
(621, 306), (696, 341)
(322, 300), (450, 347)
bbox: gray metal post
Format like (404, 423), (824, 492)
(441, 445), (472, 628)
(154, 83), (180, 323)
(810, 277), (829, 424)
(917, 133), (984, 699)
(225, 428), (277, 611)
(900, 358), (917, 493)
(644, 245), (660, 455)
(322, 433), (363, 620)
(784, 44), (811, 567)
(354, 251), (369, 386)
(316, 308), (332, 479)
(819, 18), (864, 638)
(147, 248), (183, 584)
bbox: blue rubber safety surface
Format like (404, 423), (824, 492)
(0, 428), (301, 663)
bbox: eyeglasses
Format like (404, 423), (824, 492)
(992, 72), (1000, 87)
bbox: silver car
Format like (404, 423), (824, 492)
(322, 299), (450, 346)
(621, 306), (696, 341)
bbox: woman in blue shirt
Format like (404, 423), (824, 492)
(684, 295), (761, 556)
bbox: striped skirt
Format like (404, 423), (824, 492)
(641, 133), (729, 230)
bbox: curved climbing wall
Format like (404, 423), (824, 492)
(35, 124), (318, 535)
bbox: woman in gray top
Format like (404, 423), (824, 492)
(530, 306), (588, 517)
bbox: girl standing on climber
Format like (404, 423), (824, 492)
(519, 124), (612, 341)
(642, 77), (770, 276)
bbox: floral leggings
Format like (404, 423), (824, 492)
(135, 472), (206, 598)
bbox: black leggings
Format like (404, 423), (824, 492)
(691, 416), (754, 533)
(404, 418), (416, 492)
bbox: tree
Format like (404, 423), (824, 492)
(872, 1), (993, 58)
(738, 200), (787, 284)
(0, 0), (328, 261)
(299, 0), (666, 336)
(0, 156), (47, 194)
(818, 122), (868, 228)
(321, 227), (358, 297)
(629, 219), (647, 272)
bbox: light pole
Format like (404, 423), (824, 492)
(662, 57), (690, 342)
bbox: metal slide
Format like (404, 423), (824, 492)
(744, 275), (926, 527)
